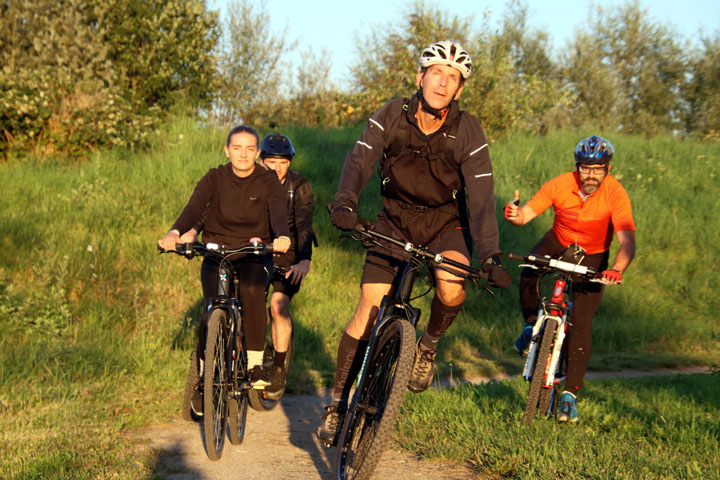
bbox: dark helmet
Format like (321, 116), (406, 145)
(260, 133), (295, 159)
(574, 136), (614, 165)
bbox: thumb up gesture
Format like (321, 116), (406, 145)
(504, 190), (520, 220)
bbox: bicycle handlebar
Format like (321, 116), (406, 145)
(158, 241), (275, 259)
(347, 218), (489, 281)
(508, 252), (620, 286)
(509, 252), (598, 277)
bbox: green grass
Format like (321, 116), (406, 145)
(0, 118), (718, 478)
(397, 372), (720, 479)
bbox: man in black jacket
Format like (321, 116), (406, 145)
(318, 41), (511, 446)
(260, 133), (316, 400)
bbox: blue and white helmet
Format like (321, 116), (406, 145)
(418, 41), (472, 79)
(574, 136), (614, 165)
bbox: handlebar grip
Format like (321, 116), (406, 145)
(353, 217), (373, 232)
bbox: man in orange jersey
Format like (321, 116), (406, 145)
(504, 135), (636, 423)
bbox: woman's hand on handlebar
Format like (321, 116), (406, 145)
(273, 236), (291, 254)
(158, 228), (197, 252)
(179, 228), (198, 244)
(158, 230), (181, 252)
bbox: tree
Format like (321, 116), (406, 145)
(0, 0), (219, 158)
(92, 0), (220, 111)
(563, 0), (687, 135)
(684, 32), (720, 139)
(462, 1), (573, 136)
(212, 0), (295, 126)
(349, 0), (472, 117)
(348, 0), (568, 138)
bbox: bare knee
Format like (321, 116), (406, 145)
(270, 293), (291, 319)
(345, 283), (390, 340)
(436, 285), (465, 306)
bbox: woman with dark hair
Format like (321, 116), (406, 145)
(158, 125), (290, 415)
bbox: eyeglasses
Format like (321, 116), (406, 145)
(577, 165), (608, 175)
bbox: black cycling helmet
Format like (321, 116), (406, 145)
(574, 136), (614, 165)
(260, 133), (295, 159)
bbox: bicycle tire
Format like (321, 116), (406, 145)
(249, 327), (294, 411)
(524, 317), (558, 425)
(227, 392), (248, 445)
(181, 350), (202, 422)
(332, 317), (415, 480)
(228, 326), (249, 445)
(203, 309), (229, 460)
(538, 386), (552, 418)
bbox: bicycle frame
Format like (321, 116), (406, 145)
(355, 253), (422, 387)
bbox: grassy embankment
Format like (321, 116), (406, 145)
(0, 119), (718, 478)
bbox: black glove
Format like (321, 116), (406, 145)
(482, 254), (512, 288)
(330, 204), (358, 231)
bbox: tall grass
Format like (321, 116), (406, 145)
(0, 119), (718, 478)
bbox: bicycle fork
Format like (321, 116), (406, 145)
(523, 279), (570, 387)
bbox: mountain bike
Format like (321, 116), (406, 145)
(330, 221), (492, 480)
(160, 241), (275, 460)
(509, 251), (613, 424)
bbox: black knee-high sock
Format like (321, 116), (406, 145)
(422, 295), (463, 349)
(273, 350), (287, 368)
(331, 332), (368, 410)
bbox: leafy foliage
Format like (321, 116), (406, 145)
(563, 0), (687, 134)
(347, 1), (571, 138)
(93, 0), (220, 111)
(211, 0), (294, 126)
(684, 32), (720, 139)
(0, 0), (218, 159)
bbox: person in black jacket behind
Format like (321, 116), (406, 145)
(259, 133), (316, 400)
(318, 41), (512, 446)
(158, 125), (291, 416)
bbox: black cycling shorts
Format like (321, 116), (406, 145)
(360, 212), (472, 286)
(270, 251), (302, 299)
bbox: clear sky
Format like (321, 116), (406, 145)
(210, 0), (719, 89)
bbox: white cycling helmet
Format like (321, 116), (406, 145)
(418, 40), (472, 79)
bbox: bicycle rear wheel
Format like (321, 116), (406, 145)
(249, 318), (294, 411)
(181, 350), (202, 421)
(332, 317), (415, 480)
(524, 317), (557, 425)
(203, 309), (230, 460)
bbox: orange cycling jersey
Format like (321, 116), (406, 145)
(526, 172), (635, 254)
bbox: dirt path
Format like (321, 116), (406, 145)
(134, 388), (484, 480)
(133, 366), (709, 480)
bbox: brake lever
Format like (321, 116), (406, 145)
(470, 276), (496, 297)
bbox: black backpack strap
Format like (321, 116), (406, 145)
(377, 100), (411, 181)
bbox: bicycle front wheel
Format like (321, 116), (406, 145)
(332, 316), (415, 480)
(227, 392), (248, 445)
(228, 328), (249, 445)
(524, 317), (558, 425)
(203, 309), (230, 460)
